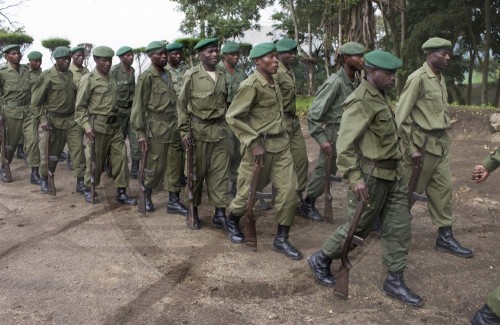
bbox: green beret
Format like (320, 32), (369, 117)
(339, 42), (365, 55)
(249, 42), (276, 59)
(364, 50), (402, 71)
(194, 38), (218, 51)
(221, 41), (240, 54)
(166, 42), (183, 52)
(92, 46), (114, 58)
(3, 44), (20, 54)
(276, 38), (297, 52)
(116, 46), (133, 57)
(27, 51), (43, 61)
(71, 46), (85, 54)
(52, 47), (72, 59)
(145, 41), (166, 55)
(422, 37), (452, 53)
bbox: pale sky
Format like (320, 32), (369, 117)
(3, 0), (278, 70)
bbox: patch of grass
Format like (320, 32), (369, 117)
(296, 96), (315, 116)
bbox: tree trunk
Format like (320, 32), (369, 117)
(346, 0), (375, 50)
(481, 0), (491, 105)
(466, 48), (476, 105)
(495, 69), (500, 107)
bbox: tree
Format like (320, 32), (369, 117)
(41, 37), (71, 53)
(176, 37), (202, 67)
(133, 47), (148, 75)
(0, 29), (33, 53)
(77, 43), (93, 68)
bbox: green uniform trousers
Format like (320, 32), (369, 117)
(117, 114), (140, 161)
(40, 124), (85, 178)
(25, 113), (40, 168)
(286, 117), (308, 194)
(145, 140), (183, 192)
(487, 285), (500, 316)
(306, 123), (339, 199)
(402, 150), (453, 227)
(84, 129), (129, 188)
(230, 148), (298, 226)
(227, 127), (241, 184)
(321, 175), (411, 272)
(3, 112), (31, 164)
(189, 139), (230, 208)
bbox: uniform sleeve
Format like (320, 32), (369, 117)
(130, 73), (151, 139)
(226, 83), (260, 150)
(75, 75), (92, 131)
(482, 147), (500, 172)
(30, 74), (50, 123)
(336, 101), (373, 186)
(307, 81), (339, 145)
(176, 72), (192, 139)
(395, 76), (421, 154)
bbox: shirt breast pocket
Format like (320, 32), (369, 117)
(191, 89), (214, 112)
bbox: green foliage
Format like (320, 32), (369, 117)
(0, 30), (33, 53)
(176, 37), (203, 67)
(41, 37), (70, 52)
(296, 95), (314, 116)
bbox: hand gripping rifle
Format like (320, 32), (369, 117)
(186, 117), (197, 228)
(334, 162), (377, 300)
(0, 110), (12, 181)
(137, 137), (150, 215)
(45, 115), (58, 195)
(407, 136), (429, 213)
(243, 153), (264, 250)
(324, 156), (333, 221)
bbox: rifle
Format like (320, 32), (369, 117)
(243, 155), (264, 250)
(89, 118), (96, 205)
(137, 138), (149, 215)
(334, 163), (377, 300)
(186, 117), (196, 228)
(324, 156), (333, 221)
(0, 111), (12, 182)
(407, 136), (429, 211)
(45, 115), (58, 195)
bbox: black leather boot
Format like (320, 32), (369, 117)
(225, 212), (244, 243)
(75, 177), (85, 194)
(383, 271), (423, 307)
(298, 196), (323, 222)
(40, 176), (48, 193)
(30, 167), (41, 185)
(472, 304), (500, 325)
(129, 159), (139, 179)
(188, 207), (201, 229)
(167, 192), (188, 215)
(84, 187), (100, 203)
(16, 144), (27, 160)
(116, 187), (137, 205)
(273, 225), (303, 260)
(145, 187), (154, 212)
(66, 153), (73, 170)
(435, 226), (473, 258)
(307, 250), (336, 287)
(212, 207), (227, 228)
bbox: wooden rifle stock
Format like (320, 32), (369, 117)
(0, 113), (12, 181)
(45, 116), (56, 195)
(407, 136), (428, 210)
(324, 156), (333, 221)
(89, 119), (96, 205)
(186, 118), (196, 228)
(138, 139), (149, 215)
(243, 157), (263, 250)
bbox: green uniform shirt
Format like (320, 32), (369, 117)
(307, 67), (358, 145)
(337, 78), (402, 186)
(482, 147), (500, 172)
(226, 70), (289, 153)
(0, 63), (31, 119)
(395, 62), (451, 156)
(217, 60), (247, 104)
(29, 67), (42, 91)
(275, 61), (296, 115)
(166, 63), (188, 97)
(110, 63), (135, 110)
(75, 68), (118, 134)
(69, 63), (90, 88)
(30, 65), (77, 129)
(177, 63), (228, 142)
(131, 65), (179, 143)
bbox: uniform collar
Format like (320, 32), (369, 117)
(423, 61), (443, 79)
(362, 78), (383, 97)
(254, 69), (275, 87)
(339, 67), (356, 86)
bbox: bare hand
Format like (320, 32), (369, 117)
(411, 149), (423, 168)
(85, 127), (95, 142)
(182, 136), (194, 150)
(351, 181), (369, 203)
(40, 121), (50, 131)
(252, 144), (265, 163)
(320, 141), (333, 158)
(472, 164), (490, 183)
(138, 137), (148, 152)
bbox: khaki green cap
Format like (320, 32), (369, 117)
(3, 44), (20, 54)
(166, 42), (183, 52)
(364, 50), (402, 71)
(276, 38), (297, 52)
(249, 42), (276, 59)
(71, 46), (85, 54)
(194, 38), (218, 51)
(422, 37), (452, 52)
(145, 41), (166, 55)
(339, 42), (365, 55)
(92, 46), (114, 58)
(52, 47), (72, 59)
(116, 46), (133, 57)
(221, 41), (240, 54)
(27, 51), (43, 60)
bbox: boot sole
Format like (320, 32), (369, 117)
(307, 257), (336, 287)
(298, 207), (324, 222)
(272, 247), (303, 261)
(382, 290), (424, 308)
(434, 246), (474, 258)
(167, 208), (187, 216)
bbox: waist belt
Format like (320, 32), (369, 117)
(412, 122), (446, 138)
(262, 132), (285, 139)
(149, 111), (176, 122)
(191, 115), (225, 125)
(116, 101), (132, 108)
(48, 111), (74, 118)
(362, 157), (398, 170)
(92, 114), (118, 124)
(284, 112), (298, 119)
(5, 98), (30, 108)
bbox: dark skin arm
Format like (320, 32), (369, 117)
(471, 165), (490, 183)
(320, 141), (333, 158)
(85, 127), (95, 142)
(351, 181), (369, 203)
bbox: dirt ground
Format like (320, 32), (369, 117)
(0, 107), (499, 325)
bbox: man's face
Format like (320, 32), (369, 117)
(427, 49), (451, 70)
(278, 50), (296, 66)
(223, 52), (240, 67)
(255, 52), (279, 75)
(6, 50), (22, 64)
(371, 68), (396, 92)
(29, 59), (42, 71)
(94, 56), (112, 75)
(72, 51), (84, 67)
(168, 50), (183, 66)
(55, 56), (71, 72)
(345, 54), (364, 71)
(119, 51), (134, 67)
(149, 50), (168, 68)
(199, 45), (219, 69)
